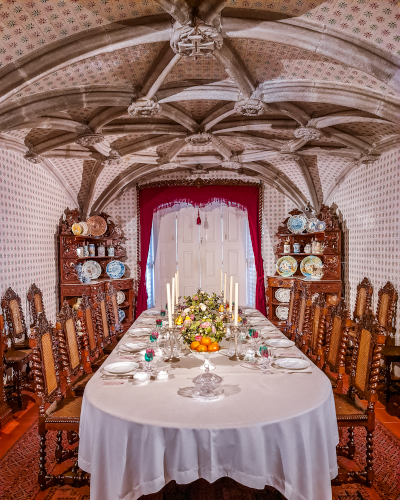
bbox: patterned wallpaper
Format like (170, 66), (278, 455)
(330, 145), (400, 329)
(0, 148), (76, 324)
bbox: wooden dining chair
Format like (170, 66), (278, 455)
(333, 311), (386, 487)
(1, 287), (33, 408)
(294, 282), (312, 352)
(92, 289), (116, 365)
(0, 313), (12, 427)
(105, 282), (122, 337)
(31, 313), (86, 489)
(27, 283), (47, 325)
(322, 299), (351, 393)
(306, 293), (331, 368)
(285, 281), (300, 340)
(77, 295), (100, 370)
(353, 277), (373, 323)
(376, 281), (397, 335)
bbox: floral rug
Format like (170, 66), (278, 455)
(0, 420), (399, 500)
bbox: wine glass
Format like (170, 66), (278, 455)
(259, 346), (274, 374)
(144, 348), (154, 371)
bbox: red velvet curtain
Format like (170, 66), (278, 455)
(136, 185), (266, 316)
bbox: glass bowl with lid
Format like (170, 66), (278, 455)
(192, 371), (223, 398)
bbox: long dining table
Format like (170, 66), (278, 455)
(78, 308), (339, 500)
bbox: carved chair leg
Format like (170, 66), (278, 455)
(347, 427), (355, 459)
(366, 429), (374, 487)
(55, 431), (64, 463)
(67, 430), (79, 445)
(15, 364), (22, 409)
(39, 431), (47, 490)
(385, 362), (392, 401)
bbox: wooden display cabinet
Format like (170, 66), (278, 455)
(266, 205), (342, 330)
(58, 209), (136, 333)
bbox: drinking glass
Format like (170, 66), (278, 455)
(144, 349), (154, 371)
(259, 346), (274, 374)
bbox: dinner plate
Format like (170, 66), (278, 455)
(116, 290), (125, 305)
(82, 260), (102, 279)
(273, 358), (310, 370)
(106, 260), (125, 279)
(265, 338), (295, 348)
(275, 288), (291, 303)
(300, 255), (323, 278)
(103, 361), (139, 375)
(119, 342), (147, 353)
(276, 256), (297, 277)
(118, 309), (125, 322)
(287, 214), (307, 234)
(275, 305), (289, 320)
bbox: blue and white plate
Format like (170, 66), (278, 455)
(106, 260), (125, 279)
(315, 220), (326, 232)
(305, 217), (318, 233)
(118, 309), (126, 322)
(287, 214), (307, 234)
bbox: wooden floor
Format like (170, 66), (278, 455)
(2, 383), (400, 500)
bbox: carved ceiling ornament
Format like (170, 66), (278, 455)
(170, 18), (223, 57)
(221, 159), (241, 170)
(185, 132), (212, 145)
(279, 152), (301, 161)
(293, 127), (322, 141)
(234, 98), (265, 117)
(127, 97), (161, 118)
(359, 146), (381, 165)
(76, 133), (105, 148)
(24, 146), (42, 164)
(101, 149), (121, 168)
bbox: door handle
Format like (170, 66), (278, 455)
(201, 237), (203, 245)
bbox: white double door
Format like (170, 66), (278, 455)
(154, 205), (248, 308)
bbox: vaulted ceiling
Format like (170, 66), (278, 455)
(0, 0), (399, 215)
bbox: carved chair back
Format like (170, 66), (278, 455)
(353, 277), (373, 322)
(105, 282), (121, 334)
(348, 311), (386, 405)
(27, 283), (47, 325)
(56, 301), (83, 388)
(376, 281), (397, 334)
(324, 299), (350, 374)
(31, 314), (62, 415)
(94, 289), (112, 349)
(286, 281), (300, 338)
(295, 282), (312, 350)
(78, 295), (99, 364)
(308, 294), (332, 366)
(1, 287), (27, 348)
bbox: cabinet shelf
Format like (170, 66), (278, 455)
(76, 256), (116, 260)
(277, 232), (325, 237)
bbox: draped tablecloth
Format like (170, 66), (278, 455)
(78, 309), (338, 500)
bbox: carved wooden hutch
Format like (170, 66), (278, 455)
(58, 209), (136, 333)
(266, 205), (342, 330)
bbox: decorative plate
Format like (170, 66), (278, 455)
(86, 215), (107, 236)
(265, 338), (295, 348)
(287, 214), (307, 234)
(119, 342), (147, 353)
(116, 290), (125, 305)
(275, 305), (289, 321)
(272, 357), (310, 370)
(305, 217), (318, 233)
(79, 221), (89, 236)
(103, 361), (139, 375)
(71, 223), (82, 235)
(315, 220), (326, 232)
(82, 260), (102, 280)
(276, 256), (298, 277)
(300, 255), (323, 278)
(275, 288), (291, 303)
(118, 309), (126, 323)
(106, 260), (125, 279)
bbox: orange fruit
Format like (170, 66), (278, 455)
(190, 341), (200, 350)
(200, 336), (212, 346)
(208, 343), (219, 352)
(197, 345), (208, 352)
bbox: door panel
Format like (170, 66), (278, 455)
(200, 207), (222, 294)
(154, 212), (177, 308)
(178, 207), (200, 293)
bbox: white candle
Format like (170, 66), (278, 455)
(234, 283), (239, 326)
(171, 277), (175, 315)
(229, 275), (233, 312)
(223, 273), (227, 303)
(220, 269), (223, 294)
(167, 283), (172, 327)
(176, 270), (179, 303)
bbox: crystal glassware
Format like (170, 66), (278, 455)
(144, 348), (154, 371)
(259, 346), (274, 374)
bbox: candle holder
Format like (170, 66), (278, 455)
(229, 325), (242, 361)
(163, 327), (180, 363)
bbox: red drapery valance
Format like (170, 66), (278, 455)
(136, 184), (266, 316)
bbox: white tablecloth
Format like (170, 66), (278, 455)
(78, 309), (338, 500)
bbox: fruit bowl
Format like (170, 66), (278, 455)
(190, 350), (220, 371)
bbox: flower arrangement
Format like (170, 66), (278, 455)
(176, 291), (226, 351)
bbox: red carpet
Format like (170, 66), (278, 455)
(0, 421), (399, 500)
